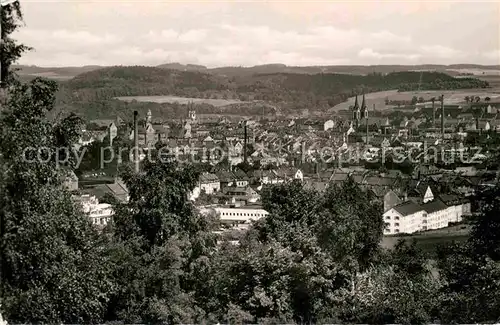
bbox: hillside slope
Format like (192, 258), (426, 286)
(61, 66), (489, 100)
(54, 66), (489, 120)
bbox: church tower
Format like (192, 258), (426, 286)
(188, 101), (196, 122)
(360, 92), (369, 144)
(146, 109), (152, 126)
(360, 92), (368, 120)
(352, 95), (360, 127)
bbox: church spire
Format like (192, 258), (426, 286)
(352, 95), (360, 121)
(360, 92), (368, 119)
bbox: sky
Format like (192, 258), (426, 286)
(12, 0), (500, 67)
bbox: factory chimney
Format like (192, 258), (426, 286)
(243, 121), (248, 164)
(440, 95), (445, 137)
(133, 111), (139, 173)
(431, 98), (436, 129)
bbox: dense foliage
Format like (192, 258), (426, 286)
(0, 2), (31, 86)
(2, 76), (500, 323)
(0, 78), (114, 323)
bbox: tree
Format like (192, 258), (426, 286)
(248, 178), (386, 322)
(475, 96), (481, 103)
(469, 182), (500, 260)
(464, 95), (470, 103)
(319, 177), (384, 271)
(0, 1), (31, 87)
(411, 96), (418, 105)
(0, 78), (115, 323)
(485, 96), (491, 103)
(435, 179), (500, 323)
(436, 242), (500, 323)
(105, 159), (218, 323)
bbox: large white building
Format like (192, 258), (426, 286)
(214, 204), (269, 227)
(383, 187), (470, 235)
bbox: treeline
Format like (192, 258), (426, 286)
(54, 67), (489, 118)
(2, 78), (500, 324)
(53, 99), (275, 121)
(398, 77), (488, 91)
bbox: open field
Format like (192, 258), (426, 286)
(115, 95), (251, 107)
(382, 224), (471, 255)
(477, 75), (500, 88)
(27, 72), (75, 80)
(446, 68), (500, 76)
(331, 88), (500, 113)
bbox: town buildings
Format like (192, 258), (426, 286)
(73, 94), (500, 235)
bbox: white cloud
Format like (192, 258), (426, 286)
(178, 29), (208, 43)
(358, 48), (421, 61)
(144, 29), (208, 44)
(482, 50), (500, 62)
(144, 29), (179, 43)
(420, 45), (464, 59)
(12, 1), (499, 68)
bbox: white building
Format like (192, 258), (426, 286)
(198, 172), (220, 194)
(190, 172), (221, 200)
(384, 201), (425, 234)
(384, 198), (470, 235)
(383, 187), (470, 235)
(214, 204), (269, 226)
(229, 142), (244, 156)
(324, 120), (335, 131)
(74, 194), (114, 228)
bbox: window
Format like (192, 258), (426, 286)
(395, 223), (399, 227)
(395, 216), (400, 220)
(385, 216), (391, 220)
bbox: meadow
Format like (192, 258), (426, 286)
(115, 95), (251, 107)
(382, 224), (470, 256)
(331, 88), (500, 112)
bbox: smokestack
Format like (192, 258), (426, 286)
(243, 121), (248, 164)
(440, 95), (445, 137)
(432, 99), (436, 129)
(133, 111), (139, 173)
(365, 117), (369, 145)
(1, 12), (7, 89)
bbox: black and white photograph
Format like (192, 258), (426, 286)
(0, 0), (500, 323)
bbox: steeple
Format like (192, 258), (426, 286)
(352, 95), (360, 121)
(360, 92), (368, 119)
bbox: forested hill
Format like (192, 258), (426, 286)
(58, 65), (489, 105)
(15, 63), (500, 80)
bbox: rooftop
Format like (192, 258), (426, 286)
(422, 199), (449, 214)
(392, 201), (424, 216)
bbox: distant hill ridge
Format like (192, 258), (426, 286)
(52, 65), (488, 112)
(14, 63), (500, 80)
